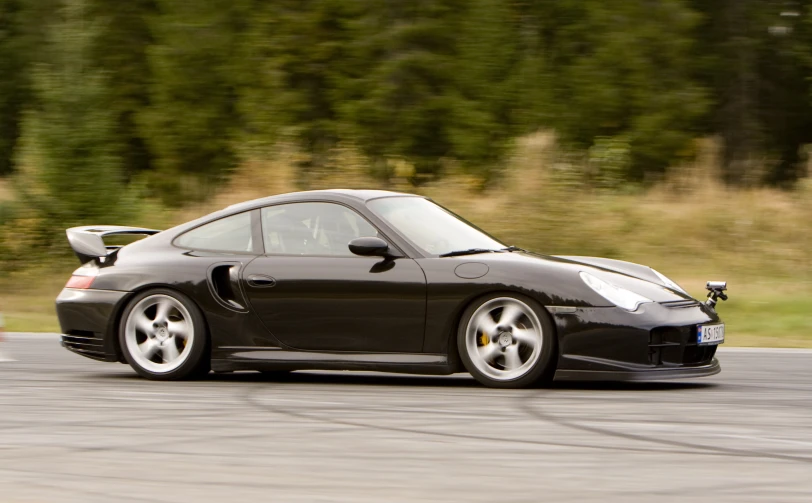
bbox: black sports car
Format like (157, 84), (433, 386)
(56, 189), (728, 388)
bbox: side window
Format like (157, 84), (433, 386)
(261, 202), (378, 256)
(175, 211), (254, 253)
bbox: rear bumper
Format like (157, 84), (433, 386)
(554, 358), (720, 381)
(55, 288), (129, 362)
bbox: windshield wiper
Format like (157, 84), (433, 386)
(439, 248), (502, 258)
(501, 245), (525, 252)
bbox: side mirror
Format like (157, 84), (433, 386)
(348, 237), (394, 257)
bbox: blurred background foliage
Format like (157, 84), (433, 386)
(1, 0), (812, 342)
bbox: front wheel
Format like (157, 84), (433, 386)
(119, 289), (209, 380)
(457, 293), (556, 388)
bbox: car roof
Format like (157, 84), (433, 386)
(223, 189), (419, 213)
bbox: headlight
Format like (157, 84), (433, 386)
(580, 272), (653, 312)
(650, 269), (688, 295)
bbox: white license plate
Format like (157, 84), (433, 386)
(697, 324), (725, 345)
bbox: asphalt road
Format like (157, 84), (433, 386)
(1, 334), (811, 503)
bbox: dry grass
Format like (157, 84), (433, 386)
(0, 179), (13, 202)
(1, 263), (74, 333)
(3, 133), (811, 345)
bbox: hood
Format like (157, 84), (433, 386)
(555, 256), (662, 283)
(553, 255), (693, 303)
(460, 251), (696, 305)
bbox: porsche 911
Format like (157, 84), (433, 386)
(56, 190), (728, 388)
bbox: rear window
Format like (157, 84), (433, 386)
(175, 212), (254, 253)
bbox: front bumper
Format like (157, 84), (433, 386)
(549, 301), (723, 379)
(55, 288), (130, 362)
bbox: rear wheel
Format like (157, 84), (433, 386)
(457, 293), (556, 388)
(119, 289), (209, 380)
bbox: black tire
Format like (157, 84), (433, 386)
(118, 288), (210, 381)
(457, 292), (557, 389)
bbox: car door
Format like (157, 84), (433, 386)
(241, 201), (427, 353)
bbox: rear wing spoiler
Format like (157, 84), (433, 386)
(66, 226), (161, 264)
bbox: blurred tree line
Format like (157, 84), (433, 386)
(1, 0), (812, 216)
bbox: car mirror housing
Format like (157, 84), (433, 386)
(348, 237), (394, 257)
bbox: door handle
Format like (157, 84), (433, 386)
(247, 274), (276, 288)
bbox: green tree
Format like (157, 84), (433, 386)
(758, 1), (812, 185)
(0, 0), (62, 178)
(0, 0), (28, 176)
(15, 0), (133, 232)
(89, 0), (157, 179)
(515, 0), (708, 181)
(693, 0), (812, 186)
(138, 0), (243, 201)
(236, 0), (362, 174)
(341, 0), (467, 177)
(449, 0), (527, 172)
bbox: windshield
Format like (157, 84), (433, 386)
(367, 197), (505, 256)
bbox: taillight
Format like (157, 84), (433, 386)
(65, 275), (95, 289)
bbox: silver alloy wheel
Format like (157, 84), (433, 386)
(465, 297), (543, 381)
(124, 294), (194, 374)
